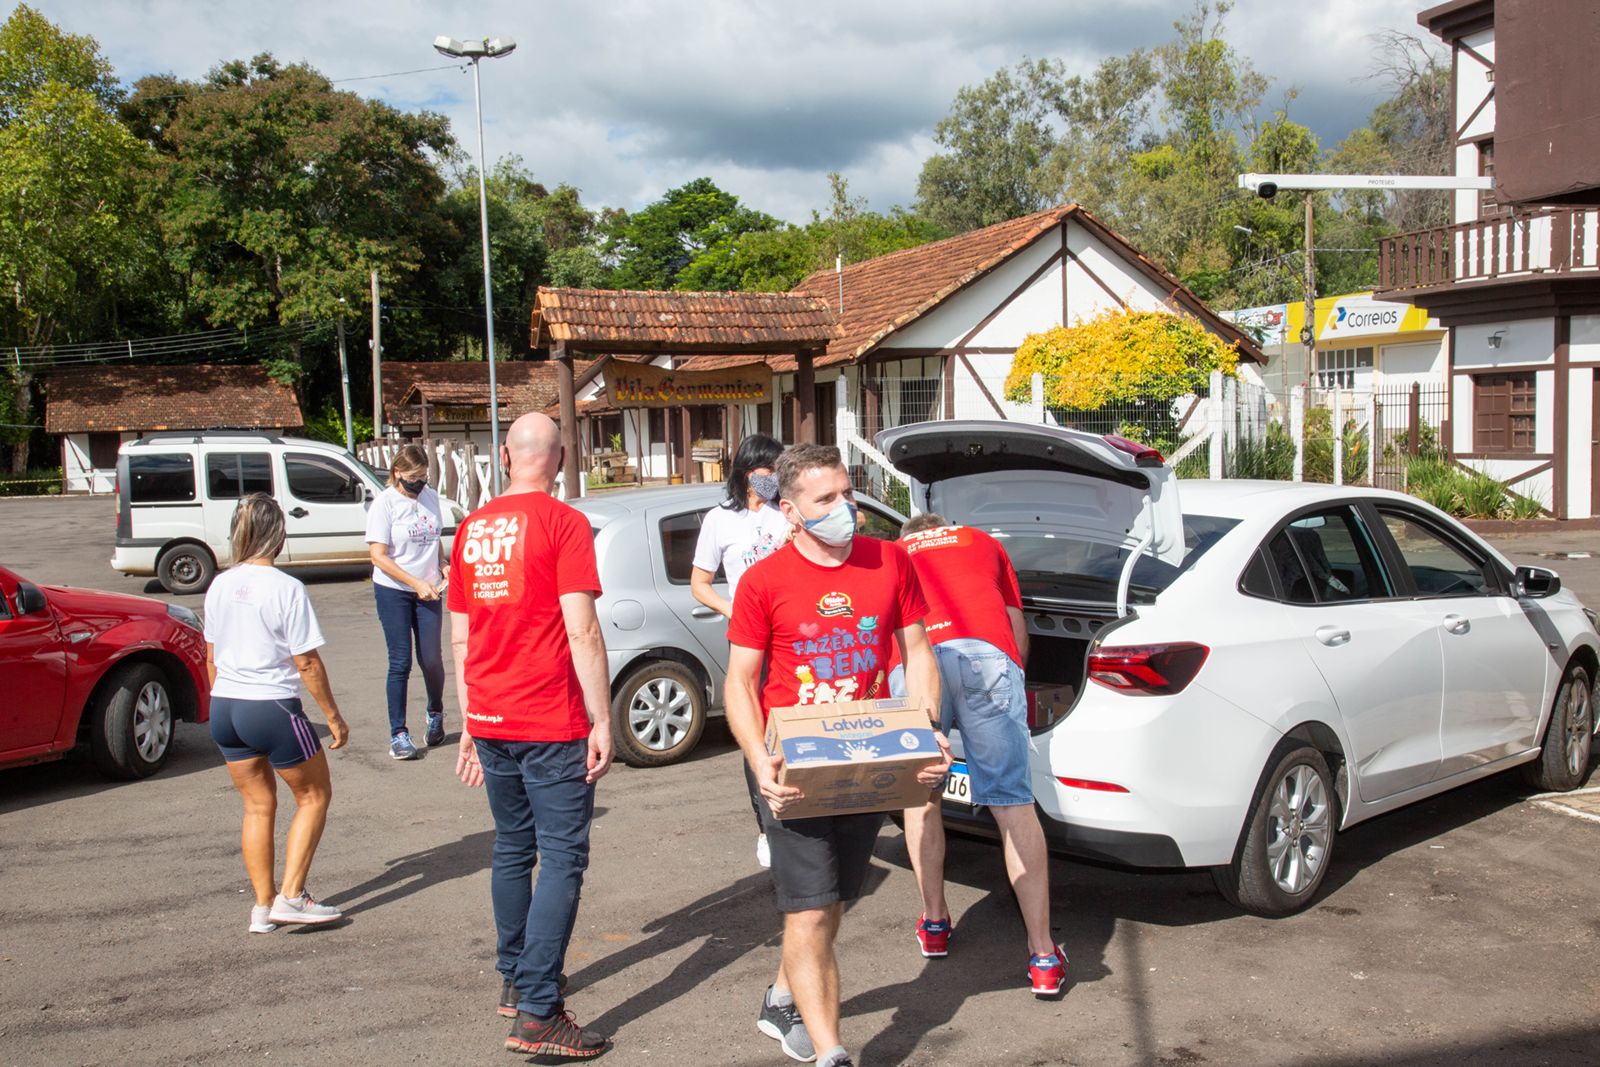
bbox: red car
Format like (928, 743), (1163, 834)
(0, 564), (209, 778)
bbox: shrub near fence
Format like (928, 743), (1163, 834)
(0, 469), (63, 496)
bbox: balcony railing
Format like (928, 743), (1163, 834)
(1378, 207), (1600, 291)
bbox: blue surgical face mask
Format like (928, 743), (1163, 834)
(799, 500), (858, 548)
(748, 472), (779, 501)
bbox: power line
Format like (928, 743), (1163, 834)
(11, 321), (327, 369)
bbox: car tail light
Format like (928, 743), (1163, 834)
(1056, 776), (1130, 793)
(1102, 434), (1165, 467)
(1087, 643), (1209, 695)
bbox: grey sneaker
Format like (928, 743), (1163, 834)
(757, 986), (816, 1062)
(249, 904), (276, 934)
(390, 732), (419, 760)
(268, 891), (341, 925)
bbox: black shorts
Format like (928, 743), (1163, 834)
(211, 695), (322, 769)
(745, 764), (885, 912)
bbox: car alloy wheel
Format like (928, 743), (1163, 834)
(1264, 764), (1332, 896)
(133, 680), (174, 764)
(1563, 679), (1592, 780)
(1525, 664), (1595, 793)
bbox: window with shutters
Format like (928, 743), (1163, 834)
(1473, 373), (1536, 453)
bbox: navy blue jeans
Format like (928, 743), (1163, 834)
(373, 583), (444, 736)
(476, 737), (594, 1018)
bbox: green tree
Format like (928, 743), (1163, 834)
(138, 54), (453, 382)
(0, 6), (154, 470)
(603, 177), (780, 290)
(916, 58), (1064, 233)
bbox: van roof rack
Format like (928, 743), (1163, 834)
(135, 429), (285, 445)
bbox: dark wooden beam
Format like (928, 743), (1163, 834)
(556, 342), (581, 496)
(678, 407), (694, 483)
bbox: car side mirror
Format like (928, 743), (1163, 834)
(15, 581), (48, 616)
(1512, 565), (1561, 599)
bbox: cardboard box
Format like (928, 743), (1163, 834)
(1026, 683), (1076, 730)
(765, 697), (944, 820)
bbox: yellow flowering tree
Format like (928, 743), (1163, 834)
(1004, 307), (1240, 410)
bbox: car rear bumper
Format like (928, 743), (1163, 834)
(939, 799), (1185, 867)
(110, 544), (160, 576)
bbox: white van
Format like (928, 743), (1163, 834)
(111, 432), (461, 594)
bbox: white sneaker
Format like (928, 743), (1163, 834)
(249, 904), (277, 934)
(268, 890), (342, 925)
(756, 833), (771, 869)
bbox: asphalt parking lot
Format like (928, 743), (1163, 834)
(2, 494), (1598, 1067)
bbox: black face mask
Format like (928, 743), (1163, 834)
(399, 476), (427, 495)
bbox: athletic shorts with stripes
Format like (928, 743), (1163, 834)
(210, 695), (322, 769)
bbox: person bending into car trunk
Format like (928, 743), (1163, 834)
(689, 431), (789, 871)
(366, 444), (449, 761)
(892, 513), (1067, 997)
(449, 412), (614, 1060)
(203, 492), (350, 934)
(725, 443), (950, 1067)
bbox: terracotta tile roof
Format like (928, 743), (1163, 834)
(381, 361), (560, 422)
(778, 204), (1259, 368)
(533, 287), (838, 355)
(43, 364), (303, 434)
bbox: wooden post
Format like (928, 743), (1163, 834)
(420, 402), (431, 441)
(863, 369), (881, 441)
(462, 441), (481, 507)
(679, 407), (693, 483)
(556, 342), (581, 495)
(1408, 383), (1422, 456)
(725, 402), (742, 457)
(796, 351), (817, 444)
(942, 355), (956, 420)
(632, 407), (644, 485)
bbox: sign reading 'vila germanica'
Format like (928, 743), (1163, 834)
(605, 361), (775, 408)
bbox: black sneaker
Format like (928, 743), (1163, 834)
(504, 1009), (607, 1058)
(499, 974), (570, 1018)
(756, 986), (816, 1062)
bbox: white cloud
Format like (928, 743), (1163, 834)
(35, 0), (1441, 222)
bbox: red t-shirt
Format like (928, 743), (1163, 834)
(900, 525), (1024, 667)
(728, 536), (929, 718)
(446, 491), (600, 741)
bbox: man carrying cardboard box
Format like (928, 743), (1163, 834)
(895, 513), (1067, 997)
(726, 443), (949, 1067)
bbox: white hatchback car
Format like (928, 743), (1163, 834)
(880, 421), (1600, 916)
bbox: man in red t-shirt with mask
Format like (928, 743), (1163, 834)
(727, 443), (949, 1067)
(895, 512), (1066, 998)
(449, 412), (613, 1059)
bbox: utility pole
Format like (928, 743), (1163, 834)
(1302, 195), (1316, 390)
(336, 316), (354, 454)
(370, 269), (383, 437)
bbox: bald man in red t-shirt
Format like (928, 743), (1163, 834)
(895, 512), (1066, 997)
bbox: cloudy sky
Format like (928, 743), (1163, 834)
(37, 0), (1439, 223)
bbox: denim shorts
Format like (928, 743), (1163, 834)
(894, 639), (1032, 807)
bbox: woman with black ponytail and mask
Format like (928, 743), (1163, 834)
(690, 433), (788, 867)
(366, 445), (449, 761)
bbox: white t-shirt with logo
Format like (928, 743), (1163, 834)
(203, 565), (326, 700)
(364, 485), (444, 590)
(692, 502), (791, 602)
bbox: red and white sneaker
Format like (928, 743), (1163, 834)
(915, 914), (951, 958)
(1028, 945), (1068, 997)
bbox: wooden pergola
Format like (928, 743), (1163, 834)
(531, 287), (840, 490)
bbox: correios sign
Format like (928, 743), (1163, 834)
(606, 361), (774, 408)
(1319, 294), (1433, 339)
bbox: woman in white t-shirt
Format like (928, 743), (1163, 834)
(365, 445), (448, 761)
(690, 433), (789, 869)
(204, 493), (350, 934)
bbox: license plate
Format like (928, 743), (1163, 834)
(942, 761), (972, 806)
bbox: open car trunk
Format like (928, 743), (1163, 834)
(878, 420), (1182, 730)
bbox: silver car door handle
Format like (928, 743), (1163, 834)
(690, 606), (721, 619)
(1443, 614), (1471, 635)
(1315, 626), (1351, 647)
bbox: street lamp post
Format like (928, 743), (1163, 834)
(434, 35), (517, 495)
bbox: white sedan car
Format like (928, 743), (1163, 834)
(880, 421), (1599, 917)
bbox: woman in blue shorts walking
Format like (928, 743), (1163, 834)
(205, 493), (351, 933)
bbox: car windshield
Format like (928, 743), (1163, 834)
(998, 514), (1238, 606)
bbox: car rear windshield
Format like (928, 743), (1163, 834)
(1000, 514), (1238, 606)
(128, 453), (196, 503)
